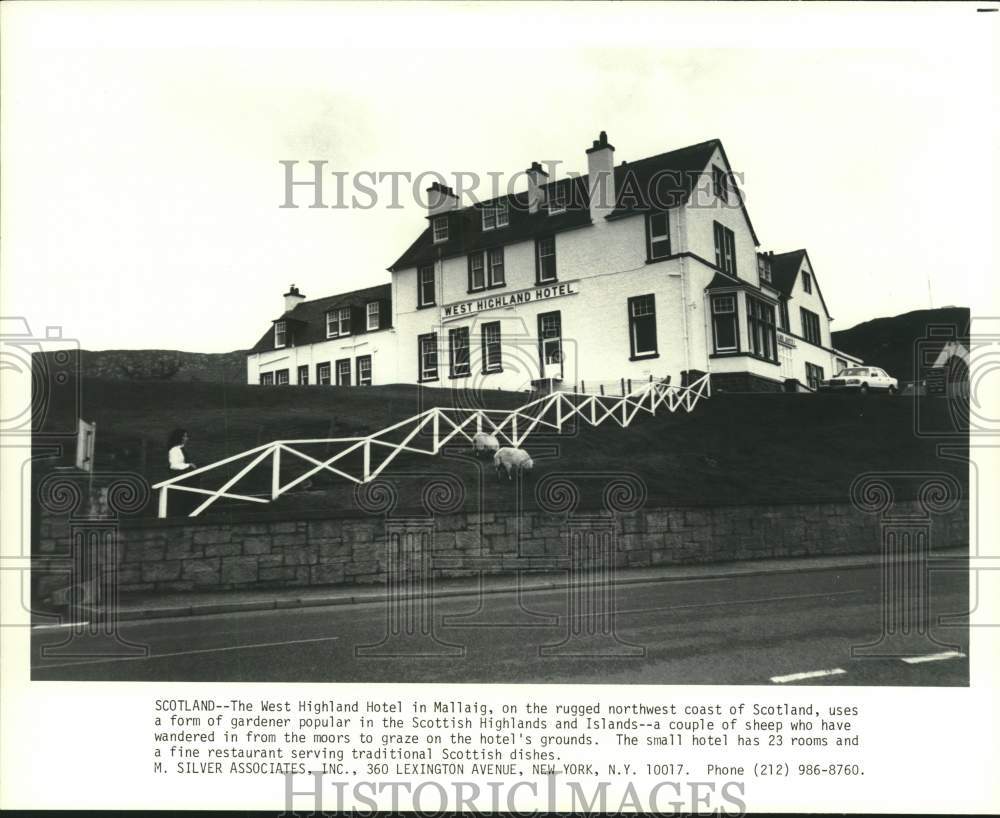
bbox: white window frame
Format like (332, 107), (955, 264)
(366, 301), (380, 331)
(629, 294), (658, 358)
(297, 365), (309, 385)
(274, 321), (287, 348)
(260, 371), (274, 386)
(482, 322), (502, 374)
(356, 355), (372, 386)
(418, 265), (436, 308)
(326, 306), (351, 338)
(646, 211), (670, 260)
(488, 247), (505, 287)
(802, 271), (813, 294)
(335, 358), (351, 386)
(481, 200), (509, 231)
(712, 294), (739, 352)
(536, 236), (557, 283)
(317, 362), (331, 385)
(432, 215), (448, 243)
(275, 369), (289, 386)
(449, 327), (471, 377)
(469, 253), (486, 291)
(419, 333), (438, 382)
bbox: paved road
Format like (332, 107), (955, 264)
(31, 563), (969, 685)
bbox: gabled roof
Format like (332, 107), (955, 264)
(768, 249), (832, 319)
(389, 138), (759, 271)
(250, 283), (392, 354)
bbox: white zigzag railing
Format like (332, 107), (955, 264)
(152, 373), (711, 518)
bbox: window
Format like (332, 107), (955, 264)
(538, 311), (562, 369)
(297, 365), (309, 385)
(628, 294), (658, 359)
(418, 333), (438, 382)
(259, 371), (274, 386)
(805, 362), (824, 391)
(712, 164), (729, 204)
(536, 236), (557, 283)
(418, 264), (435, 308)
(316, 362), (331, 385)
(779, 299), (790, 331)
(547, 194), (566, 215)
(800, 308), (821, 345)
(274, 320), (287, 348)
(326, 306), (351, 338)
(481, 200), (509, 230)
(802, 271), (813, 294)
(711, 294), (739, 352)
(356, 355), (372, 386)
(835, 357), (848, 375)
(275, 368), (290, 385)
(488, 247), (505, 287)
(645, 211), (670, 261)
(468, 253), (485, 291)
(758, 254), (771, 284)
(335, 358), (351, 386)
(481, 321), (502, 373)
(432, 215), (449, 243)
(449, 327), (470, 377)
(747, 297), (778, 362)
(713, 222), (737, 276)
(468, 248), (505, 290)
(366, 302), (380, 331)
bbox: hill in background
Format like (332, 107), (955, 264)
(43, 348), (248, 384)
(832, 307), (969, 382)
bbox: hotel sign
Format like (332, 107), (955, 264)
(441, 280), (579, 322)
(777, 331), (796, 348)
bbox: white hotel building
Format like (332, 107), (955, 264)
(247, 132), (860, 392)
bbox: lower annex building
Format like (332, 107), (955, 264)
(247, 132), (861, 392)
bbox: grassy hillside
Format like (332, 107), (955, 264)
(33, 377), (967, 519)
(832, 307), (969, 382)
(37, 348), (247, 384)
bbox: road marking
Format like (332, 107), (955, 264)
(33, 622), (90, 630)
(34, 635), (341, 670)
(901, 651), (966, 664)
(771, 668), (847, 684)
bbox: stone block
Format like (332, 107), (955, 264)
(318, 541), (351, 561)
(310, 564), (345, 585)
(182, 558), (221, 586)
(221, 557), (259, 584)
(283, 546), (318, 566)
(242, 536), (273, 555)
(125, 542), (165, 563)
(204, 542), (243, 557)
(308, 520), (343, 540)
(193, 528), (231, 545)
(260, 566), (297, 581)
(142, 560), (182, 582)
(272, 533), (307, 547)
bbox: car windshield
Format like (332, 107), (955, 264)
(837, 368), (868, 376)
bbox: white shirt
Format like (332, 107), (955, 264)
(168, 445), (192, 471)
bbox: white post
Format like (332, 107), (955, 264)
(476, 412), (483, 434)
(271, 446), (281, 499)
(512, 414), (518, 445)
(363, 439), (371, 481)
(556, 393), (563, 433)
(158, 487), (169, 518)
(432, 409), (440, 453)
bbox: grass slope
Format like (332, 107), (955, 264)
(34, 378), (967, 519)
(832, 307), (969, 382)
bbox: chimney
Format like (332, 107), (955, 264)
(586, 130), (616, 221)
(426, 181), (459, 217)
(283, 284), (306, 313)
(526, 161), (549, 214)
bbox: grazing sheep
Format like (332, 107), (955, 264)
(471, 431), (500, 457)
(494, 447), (534, 481)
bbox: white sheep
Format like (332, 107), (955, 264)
(471, 431), (500, 457)
(494, 447), (534, 481)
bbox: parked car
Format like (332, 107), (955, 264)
(819, 366), (898, 395)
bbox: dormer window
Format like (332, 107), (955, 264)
(432, 215), (449, 243)
(326, 306), (351, 338)
(482, 200), (509, 231)
(547, 197), (566, 216)
(366, 301), (380, 331)
(802, 271), (813, 294)
(274, 320), (287, 348)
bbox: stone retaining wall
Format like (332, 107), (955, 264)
(35, 499), (969, 597)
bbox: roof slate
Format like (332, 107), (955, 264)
(389, 139), (736, 272)
(250, 283), (392, 354)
